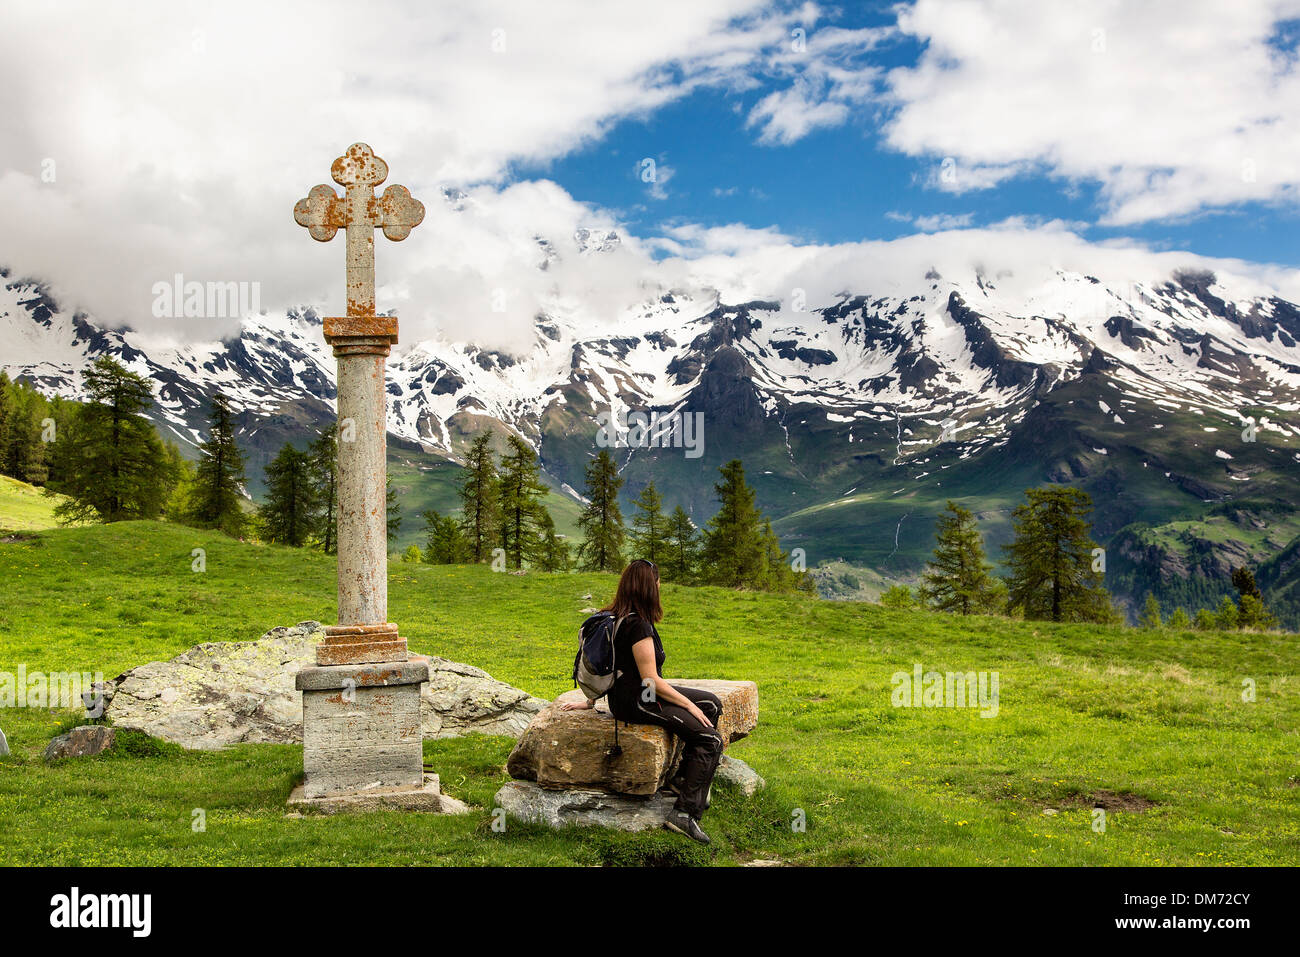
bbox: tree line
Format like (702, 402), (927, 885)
(14, 356), (395, 545)
(885, 487), (1279, 630)
(414, 435), (814, 593)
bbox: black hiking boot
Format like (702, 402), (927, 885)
(663, 810), (711, 845)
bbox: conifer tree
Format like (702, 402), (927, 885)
(497, 434), (548, 569)
(535, 508), (571, 572)
(629, 481), (668, 564)
(308, 424), (339, 553)
(387, 476), (401, 542)
(1137, 592), (1163, 629)
(186, 391), (247, 536)
(919, 501), (1002, 615)
(47, 357), (174, 523)
(458, 432), (501, 563)
(423, 508), (467, 564)
(577, 449), (625, 571)
(259, 443), (319, 546)
(700, 459), (764, 587)
(663, 506), (700, 583)
(1002, 486), (1112, 623)
(0, 371), (11, 476)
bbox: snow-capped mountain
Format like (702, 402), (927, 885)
(5, 254), (1300, 608)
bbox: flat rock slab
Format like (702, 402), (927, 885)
(44, 725), (116, 761)
(288, 773), (470, 816)
(494, 780), (676, 831)
(507, 680), (758, 796)
(89, 622), (546, 751)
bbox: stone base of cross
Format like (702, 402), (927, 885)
(286, 144), (464, 815)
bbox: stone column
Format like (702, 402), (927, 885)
(291, 316), (432, 807)
(318, 316), (407, 665)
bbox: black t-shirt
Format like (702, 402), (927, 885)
(609, 613), (664, 714)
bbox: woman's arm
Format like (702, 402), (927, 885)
(630, 638), (711, 727)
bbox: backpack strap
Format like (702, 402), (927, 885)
(609, 614), (628, 757)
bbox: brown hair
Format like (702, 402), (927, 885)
(603, 559), (663, 623)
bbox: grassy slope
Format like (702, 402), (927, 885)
(0, 520), (1296, 866)
(0, 475), (77, 533)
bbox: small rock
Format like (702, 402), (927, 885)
(44, 725), (116, 761)
(494, 780), (676, 831)
(1043, 808), (1059, 816)
(716, 755), (765, 796)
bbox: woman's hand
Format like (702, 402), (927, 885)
(685, 702), (713, 728)
(560, 698), (595, 711)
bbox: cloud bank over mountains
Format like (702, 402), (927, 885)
(4, 0), (1300, 356)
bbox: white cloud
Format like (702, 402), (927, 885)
(885, 0), (1300, 223)
(744, 22), (891, 143)
(0, 0), (784, 340)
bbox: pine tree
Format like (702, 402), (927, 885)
(497, 434), (548, 569)
(5, 385), (49, 485)
(47, 357), (174, 523)
(700, 459), (764, 587)
(576, 449), (625, 571)
(0, 372), (12, 480)
(162, 442), (195, 522)
(1214, 594), (1240, 630)
(535, 508), (571, 572)
(1002, 486), (1112, 623)
(1167, 607), (1192, 630)
(308, 424), (339, 554)
(663, 506), (700, 583)
(629, 481), (668, 564)
(259, 443), (319, 546)
(423, 509), (467, 564)
(387, 476), (401, 542)
(1137, 592), (1163, 629)
(919, 501), (1001, 615)
(1237, 594), (1278, 631)
(186, 392), (247, 536)
(1231, 566), (1262, 601)
(458, 432), (501, 563)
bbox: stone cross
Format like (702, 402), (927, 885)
(294, 143), (424, 665)
(289, 144), (442, 808)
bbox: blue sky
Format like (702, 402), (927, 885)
(516, 2), (1300, 268)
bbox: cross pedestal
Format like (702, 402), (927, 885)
(287, 143), (463, 814)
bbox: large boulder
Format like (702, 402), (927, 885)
(44, 725), (116, 761)
(507, 681), (758, 796)
(87, 622), (546, 751)
(494, 780), (677, 831)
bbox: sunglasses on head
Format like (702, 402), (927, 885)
(634, 558), (659, 580)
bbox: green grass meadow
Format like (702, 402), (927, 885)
(0, 516), (1296, 866)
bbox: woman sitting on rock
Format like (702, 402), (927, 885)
(562, 558), (724, 845)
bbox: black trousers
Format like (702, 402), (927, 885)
(612, 685), (724, 819)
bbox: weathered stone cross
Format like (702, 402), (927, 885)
(294, 142), (425, 320)
(289, 144), (448, 810)
(293, 142), (423, 664)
